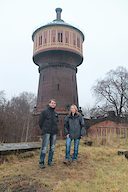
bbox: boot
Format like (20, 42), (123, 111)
(48, 150), (54, 166)
(39, 152), (46, 168)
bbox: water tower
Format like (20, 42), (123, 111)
(32, 8), (84, 136)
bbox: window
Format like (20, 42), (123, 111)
(57, 84), (60, 91)
(44, 38), (47, 44)
(65, 31), (69, 44)
(43, 31), (47, 44)
(58, 32), (63, 42)
(52, 30), (56, 43)
(77, 37), (80, 48)
(35, 36), (38, 48)
(53, 37), (55, 42)
(39, 35), (42, 46)
(73, 33), (76, 46)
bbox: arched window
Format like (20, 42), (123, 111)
(52, 30), (56, 43)
(39, 35), (42, 46)
(57, 84), (60, 91)
(73, 33), (76, 46)
(43, 31), (47, 44)
(77, 37), (80, 48)
(35, 36), (38, 48)
(58, 32), (63, 42)
(65, 31), (69, 44)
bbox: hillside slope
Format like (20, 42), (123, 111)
(0, 140), (128, 192)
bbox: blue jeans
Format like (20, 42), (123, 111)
(65, 137), (80, 160)
(39, 134), (56, 164)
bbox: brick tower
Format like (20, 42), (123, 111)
(32, 8), (84, 137)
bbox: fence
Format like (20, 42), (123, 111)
(88, 126), (128, 146)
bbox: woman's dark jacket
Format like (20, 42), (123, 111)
(39, 106), (58, 135)
(64, 113), (85, 139)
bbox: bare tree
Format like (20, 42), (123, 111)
(82, 104), (109, 119)
(0, 91), (7, 142)
(0, 91), (37, 143)
(0, 90), (6, 107)
(93, 66), (128, 117)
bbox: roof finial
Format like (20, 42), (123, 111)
(55, 8), (62, 20)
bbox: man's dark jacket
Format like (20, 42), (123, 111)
(39, 106), (58, 135)
(64, 113), (85, 139)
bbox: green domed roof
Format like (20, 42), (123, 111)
(32, 8), (84, 41)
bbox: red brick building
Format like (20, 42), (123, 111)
(86, 117), (128, 140)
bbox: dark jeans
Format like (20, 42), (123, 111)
(65, 137), (80, 160)
(39, 134), (57, 164)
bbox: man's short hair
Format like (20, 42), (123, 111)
(49, 99), (56, 104)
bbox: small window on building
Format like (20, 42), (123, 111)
(41, 36), (42, 45)
(39, 35), (42, 46)
(53, 37), (55, 42)
(77, 37), (80, 48)
(65, 31), (69, 44)
(43, 31), (47, 44)
(52, 30), (56, 43)
(35, 36), (38, 48)
(44, 38), (47, 44)
(57, 84), (60, 91)
(73, 33), (76, 46)
(58, 32), (63, 42)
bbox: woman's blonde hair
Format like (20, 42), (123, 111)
(69, 104), (80, 115)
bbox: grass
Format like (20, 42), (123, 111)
(0, 139), (128, 192)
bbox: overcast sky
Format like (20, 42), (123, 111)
(0, 0), (128, 107)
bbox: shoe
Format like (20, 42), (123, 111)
(72, 159), (77, 164)
(63, 159), (71, 165)
(39, 163), (45, 169)
(48, 162), (54, 166)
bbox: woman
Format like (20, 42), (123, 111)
(64, 105), (85, 164)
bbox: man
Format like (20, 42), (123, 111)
(39, 99), (58, 168)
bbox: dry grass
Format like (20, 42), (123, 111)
(0, 139), (128, 192)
